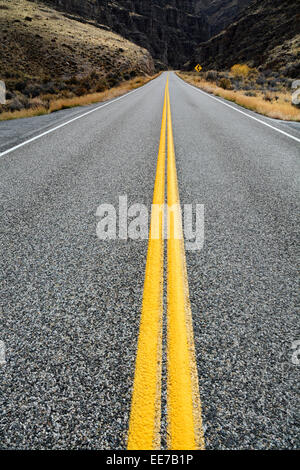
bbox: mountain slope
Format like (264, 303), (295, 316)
(44, 0), (210, 68)
(42, 0), (250, 68)
(1, 0), (154, 81)
(23, 1), (253, 69)
(194, 0), (252, 35)
(190, 0), (300, 77)
(0, 0), (155, 116)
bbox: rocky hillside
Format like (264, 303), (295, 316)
(43, 0), (250, 68)
(0, 0), (154, 115)
(1, 0), (154, 80)
(190, 0), (300, 77)
(0, 0), (154, 89)
(194, 0), (251, 35)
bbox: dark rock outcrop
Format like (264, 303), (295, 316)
(194, 0), (251, 36)
(42, 0), (250, 68)
(190, 0), (300, 77)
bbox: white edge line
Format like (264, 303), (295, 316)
(0, 75), (163, 158)
(176, 74), (300, 144)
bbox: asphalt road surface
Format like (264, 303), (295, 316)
(0, 72), (299, 450)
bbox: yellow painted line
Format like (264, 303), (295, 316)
(166, 83), (205, 450)
(127, 80), (168, 450)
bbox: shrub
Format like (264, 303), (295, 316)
(95, 79), (108, 92)
(14, 80), (28, 92)
(23, 84), (42, 98)
(263, 93), (273, 102)
(245, 91), (257, 97)
(217, 77), (232, 90)
(78, 78), (91, 91)
(206, 70), (218, 82)
(5, 90), (14, 100)
(8, 97), (23, 112)
(256, 75), (266, 86)
(263, 69), (273, 77)
(29, 98), (45, 109)
(8, 95), (30, 111)
(89, 70), (99, 80)
(231, 64), (251, 78)
(56, 82), (66, 91)
(19, 95), (30, 109)
(249, 67), (259, 78)
(42, 75), (51, 84)
(66, 76), (79, 85)
(267, 78), (277, 87)
(107, 75), (120, 87)
(232, 79), (242, 90)
(122, 73), (131, 81)
(40, 82), (56, 94)
(74, 86), (88, 96)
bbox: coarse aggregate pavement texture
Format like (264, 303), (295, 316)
(0, 72), (299, 449)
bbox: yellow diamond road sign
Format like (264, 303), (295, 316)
(195, 64), (202, 72)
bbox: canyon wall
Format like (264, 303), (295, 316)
(190, 0), (300, 77)
(43, 0), (250, 68)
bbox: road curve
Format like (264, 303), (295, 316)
(0, 72), (299, 450)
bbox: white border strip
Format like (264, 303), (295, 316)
(176, 74), (300, 144)
(0, 76), (161, 158)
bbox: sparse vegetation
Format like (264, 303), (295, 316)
(191, 0), (300, 79)
(0, 75), (160, 121)
(231, 64), (251, 78)
(218, 77), (232, 90)
(0, 0), (154, 120)
(177, 68), (300, 122)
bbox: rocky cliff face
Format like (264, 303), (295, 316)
(190, 0), (300, 77)
(194, 0), (251, 35)
(43, 0), (250, 68)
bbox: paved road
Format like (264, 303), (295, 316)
(0, 72), (299, 450)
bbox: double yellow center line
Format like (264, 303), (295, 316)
(127, 77), (205, 450)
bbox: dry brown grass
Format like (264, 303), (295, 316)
(0, 107), (48, 121)
(49, 76), (154, 112)
(178, 73), (300, 122)
(0, 75), (159, 121)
